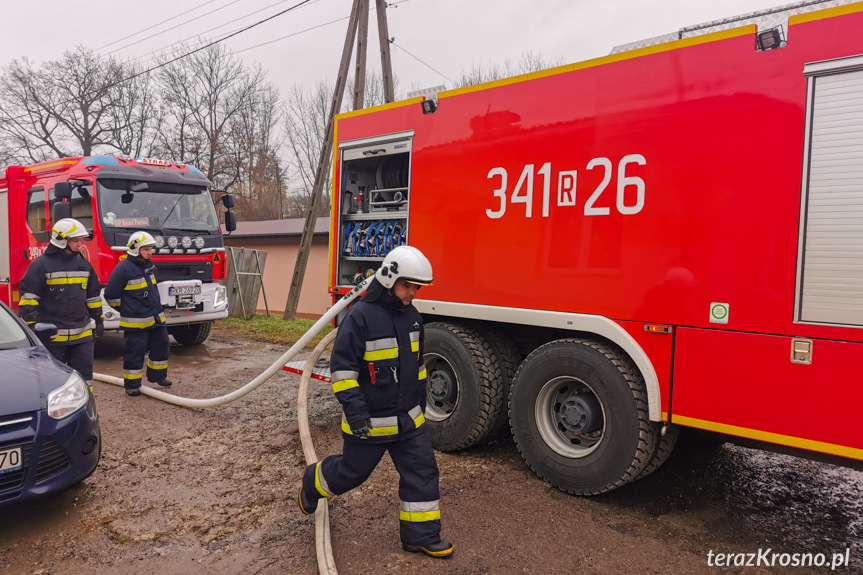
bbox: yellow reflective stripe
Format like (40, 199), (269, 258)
(333, 379), (359, 393)
(399, 509), (441, 522)
(19, 299), (39, 306)
(363, 348), (399, 361)
(418, 367), (427, 379)
(314, 462), (332, 497)
(411, 341), (420, 352)
(46, 277), (87, 286)
(120, 318), (156, 328)
(370, 425), (398, 436)
(147, 361), (168, 370)
(413, 412), (425, 428)
(151, 276), (157, 285)
(87, 300), (102, 309)
(124, 280), (148, 290)
(53, 329), (94, 342)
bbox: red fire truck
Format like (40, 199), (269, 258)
(329, 2), (863, 494)
(0, 155), (236, 345)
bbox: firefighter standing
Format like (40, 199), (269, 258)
(298, 246), (453, 559)
(19, 218), (104, 382)
(104, 231), (172, 396)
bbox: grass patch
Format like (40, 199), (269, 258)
(212, 314), (333, 347)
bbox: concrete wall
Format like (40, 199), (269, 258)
(223, 236), (330, 319)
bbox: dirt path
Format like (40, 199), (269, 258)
(1, 333), (861, 574)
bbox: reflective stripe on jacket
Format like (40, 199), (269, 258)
(104, 256), (165, 331)
(18, 244), (102, 344)
(329, 296), (428, 440)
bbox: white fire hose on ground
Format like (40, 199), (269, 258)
(92, 277), (372, 575)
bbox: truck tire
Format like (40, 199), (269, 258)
(423, 322), (505, 451)
(169, 322), (212, 346)
(509, 338), (658, 495)
(477, 328), (521, 436)
(634, 424), (679, 480)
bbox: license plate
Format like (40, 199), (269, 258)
(0, 447), (22, 475)
(169, 285), (201, 296)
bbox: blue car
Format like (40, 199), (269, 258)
(0, 300), (101, 506)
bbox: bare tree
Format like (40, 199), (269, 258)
(282, 80), (332, 217)
(0, 47), (158, 163)
(455, 50), (565, 88)
(153, 44), (268, 191)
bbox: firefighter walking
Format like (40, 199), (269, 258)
(298, 246), (453, 558)
(19, 218), (104, 382)
(104, 231), (172, 396)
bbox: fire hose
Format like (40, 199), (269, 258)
(92, 277), (373, 575)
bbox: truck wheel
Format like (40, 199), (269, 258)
(423, 323), (505, 451)
(477, 328), (521, 436)
(169, 322), (212, 345)
(634, 424), (679, 480)
(509, 338), (658, 495)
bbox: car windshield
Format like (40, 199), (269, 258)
(0, 306), (29, 350)
(97, 178), (220, 233)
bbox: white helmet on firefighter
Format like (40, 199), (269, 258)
(126, 231), (157, 257)
(50, 218), (90, 248)
(376, 246), (433, 289)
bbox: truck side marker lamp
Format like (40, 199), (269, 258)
(644, 324), (672, 334)
(756, 26), (785, 51)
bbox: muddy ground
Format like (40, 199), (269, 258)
(1, 332), (861, 575)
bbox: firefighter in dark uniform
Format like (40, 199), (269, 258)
(298, 246), (453, 558)
(104, 231), (172, 396)
(19, 218), (104, 382)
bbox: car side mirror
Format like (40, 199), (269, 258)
(34, 322), (58, 341)
(53, 182), (72, 200)
(221, 194), (235, 208)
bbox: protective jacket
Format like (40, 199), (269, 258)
(329, 281), (428, 441)
(19, 244), (102, 344)
(104, 256), (166, 330)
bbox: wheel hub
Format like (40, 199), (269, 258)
(558, 393), (602, 434)
(428, 371), (452, 401)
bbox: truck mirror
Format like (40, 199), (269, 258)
(54, 182), (72, 200)
(221, 194), (235, 209)
(224, 210), (237, 232)
(53, 201), (72, 221)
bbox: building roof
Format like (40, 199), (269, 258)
(222, 216), (330, 238)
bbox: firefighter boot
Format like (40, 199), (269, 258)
(298, 485), (318, 515)
(125, 387), (141, 397)
(402, 540), (454, 558)
(151, 378), (172, 388)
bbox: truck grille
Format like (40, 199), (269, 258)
(157, 262), (213, 282)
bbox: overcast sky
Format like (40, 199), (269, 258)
(1, 0), (803, 96)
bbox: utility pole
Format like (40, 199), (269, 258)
(376, 0), (395, 102)
(285, 0), (388, 319)
(353, 0), (369, 111)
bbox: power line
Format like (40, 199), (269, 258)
(233, 15), (347, 55)
(95, 0), (221, 51)
(390, 39), (453, 85)
(127, 0), (314, 65)
(106, 0), (245, 55)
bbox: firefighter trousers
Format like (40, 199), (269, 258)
(122, 326), (169, 390)
(303, 428), (442, 546)
(45, 339), (95, 381)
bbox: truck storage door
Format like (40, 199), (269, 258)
(0, 187), (9, 304)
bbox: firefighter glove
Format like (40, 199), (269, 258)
(95, 320), (105, 338)
(349, 418), (371, 439)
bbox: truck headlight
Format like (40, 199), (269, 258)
(214, 284), (227, 310)
(47, 372), (89, 420)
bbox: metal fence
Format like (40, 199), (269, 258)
(225, 247), (269, 319)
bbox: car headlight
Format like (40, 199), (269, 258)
(213, 284), (227, 310)
(47, 372), (89, 420)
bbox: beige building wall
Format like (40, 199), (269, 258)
(224, 237), (331, 319)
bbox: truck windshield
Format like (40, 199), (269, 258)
(97, 178), (220, 233)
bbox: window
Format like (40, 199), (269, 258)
(26, 187), (47, 238)
(49, 182), (94, 231)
